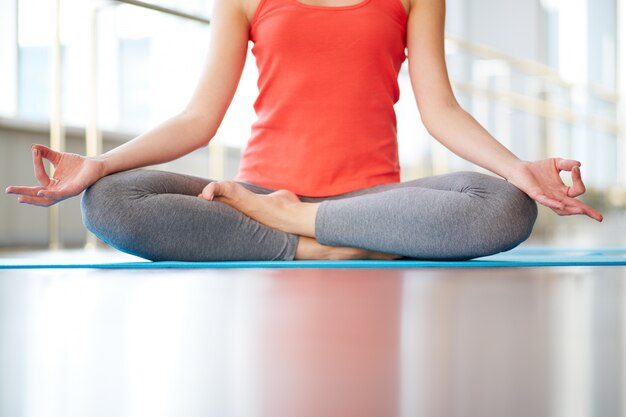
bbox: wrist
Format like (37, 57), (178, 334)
(87, 154), (111, 177)
(502, 159), (530, 182)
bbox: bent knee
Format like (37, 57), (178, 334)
(82, 172), (127, 218)
(486, 180), (538, 252)
(81, 175), (113, 230)
(503, 180), (538, 232)
(80, 170), (147, 239)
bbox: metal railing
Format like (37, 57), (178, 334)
(444, 34), (620, 136)
(49, 0), (64, 250)
(113, 0), (211, 24)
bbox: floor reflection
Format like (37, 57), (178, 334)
(252, 269), (403, 417)
(0, 266), (625, 417)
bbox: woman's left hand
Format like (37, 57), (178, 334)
(506, 158), (603, 222)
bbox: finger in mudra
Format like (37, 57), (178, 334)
(5, 143), (104, 207)
(509, 158), (603, 222)
(553, 159), (602, 221)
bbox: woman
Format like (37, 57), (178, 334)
(5, 0), (602, 262)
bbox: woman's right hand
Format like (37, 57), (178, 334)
(5, 143), (107, 207)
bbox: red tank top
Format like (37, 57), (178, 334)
(233, 0), (408, 197)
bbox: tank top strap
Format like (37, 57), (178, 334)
(372, 0), (409, 26)
(250, 0), (292, 32)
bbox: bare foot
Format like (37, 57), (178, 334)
(199, 180), (319, 237)
(199, 183), (403, 261)
(296, 236), (403, 261)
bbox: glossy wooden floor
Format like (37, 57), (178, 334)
(1, 248), (625, 417)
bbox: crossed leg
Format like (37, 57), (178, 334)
(80, 169), (399, 261)
(200, 171), (538, 261)
(81, 169), (537, 261)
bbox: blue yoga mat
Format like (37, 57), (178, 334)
(1, 247), (625, 269)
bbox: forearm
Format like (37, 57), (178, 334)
(93, 112), (214, 176)
(424, 105), (525, 180)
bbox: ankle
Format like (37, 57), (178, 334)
(294, 236), (334, 260)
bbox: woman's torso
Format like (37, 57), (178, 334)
(234, 0), (410, 197)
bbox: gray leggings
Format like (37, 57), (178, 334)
(79, 169), (537, 261)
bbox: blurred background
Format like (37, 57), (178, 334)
(0, 0), (624, 249)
